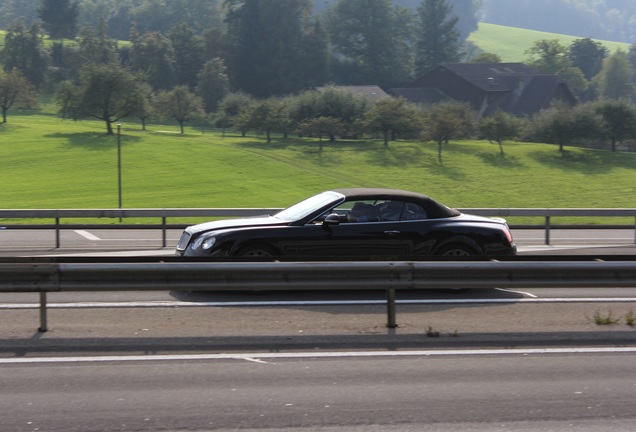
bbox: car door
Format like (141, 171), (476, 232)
(276, 200), (410, 258)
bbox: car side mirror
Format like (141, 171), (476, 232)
(323, 213), (340, 225)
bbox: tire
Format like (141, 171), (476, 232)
(437, 244), (478, 257)
(236, 244), (278, 258)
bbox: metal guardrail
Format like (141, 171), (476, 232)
(2, 260), (636, 331)
(0, 208), (281, 248)
(1, 208), (636, 247)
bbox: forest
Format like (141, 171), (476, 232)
(2, 0), (636, 42)
(2, 0), (636, 155)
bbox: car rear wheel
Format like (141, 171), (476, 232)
(438, 244), (478, 256)
(237, 244), (278, 258)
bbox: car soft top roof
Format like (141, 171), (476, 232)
(330, 188), (461, 219)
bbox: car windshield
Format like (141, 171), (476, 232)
(274, 191), (343, 221)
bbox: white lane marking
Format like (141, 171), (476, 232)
(2, 347), (636, 365)
(3, 298), (636, 310)
(243, 357), (270, 364)
(74, 230), (101, 241)
(517, 245), (627, 252)
(30, 250), (174, 258)
(495, 288), (539, 298)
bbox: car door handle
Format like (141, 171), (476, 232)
(384, 230), (400, 235)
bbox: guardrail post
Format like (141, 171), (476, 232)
(162, 217), (167, 248)
(39, 292), (48, 332)
(545, 216), (551, 245)
(55, 217), (60, 248)
(386, 288), (397, 328)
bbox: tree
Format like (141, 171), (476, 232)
(325, 0), (414, 88)
(595, 50), (635, 101)
(57, 62), (145, 135)
(568, 38), (608, 80)
(1, 19), (50, 88)
(299, 19), (330, 89)
(225, 0), (318, 97)
(134, 83), (155, 131)
(297, 116), (345, 147)
(528, 105), (573, 152)
(168, 22), (204, 88)
(77, 18), (118, 66)
(525, 39), (588, 97)
(628, 44), (636, 88)
(360, 97), (422, 147)
(154, 85), (204, 134)
(0, 68), (37, 123)
(594, 99), (636, 152)
(196, 58), (230, 113)
(478, 110), (522, 156)
(470, 52), (501, 63)
(216, 91), (254, 133)
(244, 98), (292, 142)
(447, 0), (480, 42)
(40, 0), (79, 79)
(421, 101), (476, 162)
(129, 28), (177, 90)
(38, 0), (79, 41)
(0, 0), (39, 29)
(128, 0), (222, 36)
(291, 87), (369, 136)
(529, 103), (603, 152)
(415, 0), (463, 76)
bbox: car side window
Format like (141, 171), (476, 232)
(331, 200), (380, 223)
(403, 202), (428, 220)
(375, 200), (403, 221)
(325, 200), (427, 223)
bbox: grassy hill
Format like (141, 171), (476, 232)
(469, 22), (631, 62)
(1, 24), (635, 224)
(1, 113), (635, 226)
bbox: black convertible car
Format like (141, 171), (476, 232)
(176, 188), (516, 258)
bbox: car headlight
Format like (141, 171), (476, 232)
(202, 237), (216, 250)
(191, 236), (216, 250)
(191, 236), (205, 250)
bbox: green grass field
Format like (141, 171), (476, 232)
(469, 22), (631, 62)
(1, 23), (635, 224)
(1, 113), (635, 224)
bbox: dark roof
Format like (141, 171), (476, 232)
(331, 188), (460, 218)
(389, 62), (577, 116)
(499, 75), (567, 116)
(435, 63), (539, 91)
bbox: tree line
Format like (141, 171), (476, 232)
(1, 0), (636, 158)
(209, 91), (636, 160)
(1, 0), (477, 94)
(3, 0), (636, 104)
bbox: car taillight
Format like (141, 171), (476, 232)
(503, 225), (513, 244)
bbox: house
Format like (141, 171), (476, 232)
(389, 63), (577, 117)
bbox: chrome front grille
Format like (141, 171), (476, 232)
(176, 232), (191, 250)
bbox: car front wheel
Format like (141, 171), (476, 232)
(236, 244), (278, 258)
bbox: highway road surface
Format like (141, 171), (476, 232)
(2, 349), (636, 431)
(2, 227), (636, 432)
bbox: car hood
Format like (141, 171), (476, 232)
(185, 216), (289, 236)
